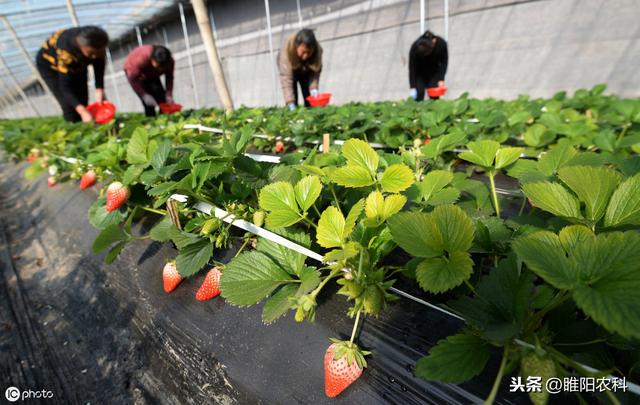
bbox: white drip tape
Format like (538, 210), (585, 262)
(183, 124), (224, 133)
(184, 124), (387, 149)
(167, 193), (640, 395)
(244, 153), (282, 163)
(59, 156), (79, 164)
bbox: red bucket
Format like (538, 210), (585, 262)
(86, 101), (116, 124)
(159, 102), (183, 114)
(306, 93), (332, 107)
(427, 86), (447, 98)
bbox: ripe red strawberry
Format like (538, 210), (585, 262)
(324, 340), (370, 397)
(423, 135), (432, 145)
(47, 177), (57, 188)
(163, 261), (183, 293)
(80, 170), (97, 190)
(105, 181), (130, 212)
(195, 267), (222, 301)
(275, 141), (284, 153)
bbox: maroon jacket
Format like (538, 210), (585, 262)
(124, 45), (174, 97)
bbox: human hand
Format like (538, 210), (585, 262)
(438, 80), (445, 88)
(79, 107), (94, 123)
(310, 89), (319, 97)
(166, 94), (174, 104)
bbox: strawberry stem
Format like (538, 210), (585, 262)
(488, 169), (500, 218)
(484, 345), (509, 405)
(234, 236), (251, 257)
(140, 206), (166, 215)
(349, 310), (362, 345)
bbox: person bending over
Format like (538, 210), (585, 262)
(408, 30), (448, 101)
(124, 45), (175, 117)
(278, 29), (323, 110)
(36, 26), (109, 123)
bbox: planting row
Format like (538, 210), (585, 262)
(1, 86), (639, 404)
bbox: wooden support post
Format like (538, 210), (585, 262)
(322, 133), (330, 153)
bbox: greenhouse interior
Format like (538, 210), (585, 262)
(0, 0), (639, 404)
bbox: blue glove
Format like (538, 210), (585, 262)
(288, 103), (296, 112)
(409, 88), (418, 100)
(310, 89), (319, 97)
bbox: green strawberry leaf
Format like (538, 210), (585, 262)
(104, 241), (127, 265)
(92, 224), (128, 253)
(415, 334), (490, 383)
(344, 199), (364, 238)
(416, 251), (473, 293)
(317, 206), (346, 248)
(558, 165), (621, 222)
(257, 228), (310, 276)
(495, 147), (523, 169)
(88, 197), (127, 230)
(149, 217), (182, 242)
(380, 164), (414, 193)
(151, 139), (171, 171)
(431, 204), (475, 252)
(524, 124), (555, 147)
(521, 181), (582, 219)
(331, 165), (375, 188)
(221, 251), (293, 306)
(604, 173), (640, 227)
(259, 181), (299, 213)
(387, 211), (443, 258)
(537, 144), (576, 176)
(571, 231), (640, 339)
(262, 284), (298, 324)
(294, 176), (322, 213)
(175, 239), (213, 277)
(512, 230), (575, 289)
(459, 140), (500, 168)
(126, 127), (150, 165)
(341, 138), (379, 174)
(418, 170), (453, 203)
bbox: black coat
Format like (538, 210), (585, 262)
(37, 28), (105, 108)
(409, 33), (448, 88)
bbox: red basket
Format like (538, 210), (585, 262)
(86, 101), (116, 124)
(427, 86), (447, 98)
(159, 102), (183, 114)
(306, 92), (332, 107)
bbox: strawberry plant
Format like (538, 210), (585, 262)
(1, 84), (639, 403)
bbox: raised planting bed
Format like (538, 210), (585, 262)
(2, 85), (640, 404)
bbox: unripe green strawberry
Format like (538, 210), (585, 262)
(215, 233), (226, 248)
(363, 286), (383, 315)
(520, 352), (556, 405)
(253, 210), (266, 227)
(347, 280), (363, 298)
(200, 218), (219, 235)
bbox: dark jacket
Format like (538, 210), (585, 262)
(124, 45), (174, 97)
(409, 32), (448, 88)
(37, 28), (105, 108)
